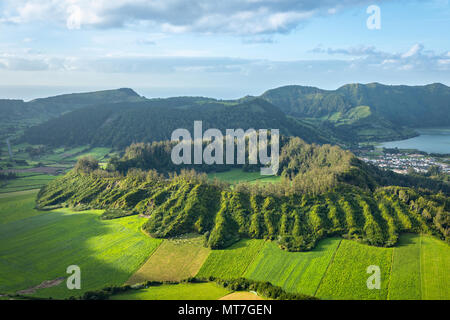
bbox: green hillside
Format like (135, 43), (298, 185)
(35, 139), (449, 252)
(261, 83), (450, 127)
(21, 98), (333, 148)
(0, 88), (144, 141)
(2, 190), (446, 300)
(0, 190), (161, 299)
(13, 83), (450, 147)
(261, 83), (450, 142)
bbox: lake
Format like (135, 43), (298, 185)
(380, 128), (450, 154)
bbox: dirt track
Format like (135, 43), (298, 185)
(0, 166), (63, 175)
(16, 277), (65, 295)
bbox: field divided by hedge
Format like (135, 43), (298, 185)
(193, 234), (449, 300)
(196, 239), (265, 279)
(388, 233), (421, 300)
(126, 234), (210, 284)
(315, 239), (393, 300)
(420, 235), (450, 300)
(244, 237), (341, 296)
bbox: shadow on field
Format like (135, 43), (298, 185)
(0, 199), (156, 300)
(395, 233), (418, 247)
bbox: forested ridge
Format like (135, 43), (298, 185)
(109, 137), (449, 194)
(0, 88), (143, 140)
(260, 82), (450, 142)
(19, 82), (450, 147)
(21, 98), (333, 148)
(261, 82), (450, 127)
(36, 138), (449, 252)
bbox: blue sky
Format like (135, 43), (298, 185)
(0, 0), (449, 100)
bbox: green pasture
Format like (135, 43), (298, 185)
(208, 169), (281, 185)
(245, 238), (341, 296)
(109, 282), (230, 300)
(0, 191), (161, 299)
(196, 239), (265, 279)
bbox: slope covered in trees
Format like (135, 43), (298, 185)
(260, 83), (450, 141)
(106, 137), (449, 194)
(0, 88), (144, 140)
(261, 83), (450, 127)
(21, 98), (333, 148)
(16, 82), (450, 146)
(36, 138), (449, 252)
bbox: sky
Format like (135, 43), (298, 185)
(0, 0), (449, 100)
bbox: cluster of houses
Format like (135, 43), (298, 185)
(359, 153), (450, 175)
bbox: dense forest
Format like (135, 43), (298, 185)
(21, 98), (333, 148)
(36, 138), (449, 252)
(17, 83), (450, 147)
(260, 83), (450, 142)
(0, 88), (143, 141)
(261, 82), (450, 127)
(108, 137), (449, 194)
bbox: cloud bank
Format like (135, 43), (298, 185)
(1, 0), (388, 34)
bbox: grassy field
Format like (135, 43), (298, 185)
(110, 282), (230, 300)
(245, 238), (341, 296)
(315, 239), (393, 300)
(219, 292), (264, 300)
(196, 239), (265, 279)
(0, 190), (46, 224)
(388, 234), (421, 300)
(0, 174), (57, 194)
(421, 235), (450, 300)
(208, 169), (281, 185)
(126, 234), (210, 284)
(195, 234), (449, 300)
(66, 147), (112, 162)
(1, 144), (112, 168)
(1, 188), (448, 300)
(0, 191), (161, 299)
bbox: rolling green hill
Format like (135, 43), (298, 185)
(0, 88), (144, 141)
(260, 83), (450, 142)
(21, 98), (333, 148)
(14, 83), (450, 147)
(261, 83), (450, 127)
(35, 138), (449, 252)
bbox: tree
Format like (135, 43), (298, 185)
(75, 156), (99, 173)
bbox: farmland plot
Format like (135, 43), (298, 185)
(196, 239), (265, 279)
(244, 238), (341, 296)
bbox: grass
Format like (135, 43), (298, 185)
(0, 174), (57, 193)
(244, 238), (341, 296)
(219, 292), (264, 300)
(1, 189), (448, 300)
(208, 169), (281, 185)
(126, 234), (210, 284)
(315, 239), (393, 300)
(388, 234), (421, 300)
(0, 190), (45, 224)
(67, 147), (111, 162)
(421, 235), (450, 300)
(0, 191), (161, 299)
(109, 282), (230, 300)
(196, 239), (265, 280)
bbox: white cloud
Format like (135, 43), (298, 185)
(66, 5), (82, 30)
(1, 42), (448, 77)
(0, 0), (391, 35)
(401, 43), (424, 58)
(311, 43), (450, 71)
